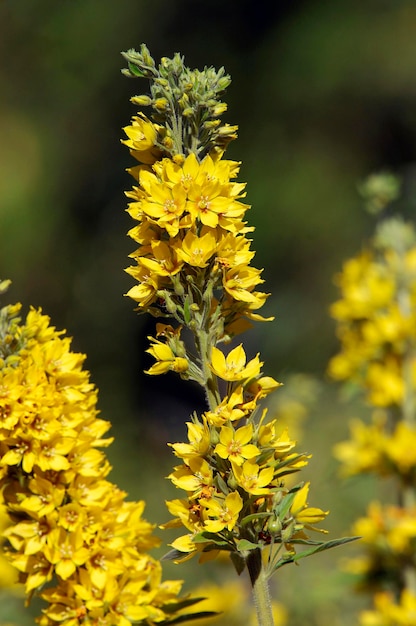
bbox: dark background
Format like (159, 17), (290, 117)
(1, 1), (416, 623)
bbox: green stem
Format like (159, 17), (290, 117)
(195, 328), (221, 411)
(247, 549), (275, 626)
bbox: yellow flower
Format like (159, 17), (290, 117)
(215, 423), (259, 465)
(145, 337), (188, 375)
(43, 528), (90, 580)
(290, 482), (328, 528)
(231, 459), (275, 495)
(200, 491), (243, 532)
(138, 240), (184, 276)
(384, 422), (416, 475)
(210, 345), (262, 382)
(223, 265), (265, 303)
(333, 414), (386, 477)
(140, 174), (187, 237)
(175, 230), (218, 267)
(121, 113), (160, 164)
(168, 457), (213, 496)
(170, 420), (211, 459)
(203, 387), (247, 426)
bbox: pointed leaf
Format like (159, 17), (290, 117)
(165, 611), (218, 625)
(162, 548), (190, 561)
(183, 296), (191, 325)
(240, 512), (271, 527)
(272, 536), (359, 573)
(230, 551), (246, 576)
(127, 62), (145, 77)
(236, 539), (260, 552)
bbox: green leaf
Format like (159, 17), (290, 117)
(192, 531), (232, 548)
(183, 296), (191, 324)
(162, 597), (207, 614)
(165, 611), (219, 625)
(213, 472), (229, 495)
(161, 548), (189, 561)
(236, 539), (260, 552)
(272, 536), (359, 573)
(127, 62), (145, 77)
(230, 551), (246, 575)
(240, 512), (271, 527)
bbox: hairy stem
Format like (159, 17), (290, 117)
(247, 549), (275, 626)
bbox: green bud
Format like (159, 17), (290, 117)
(268, 518), (282, 535)
(281, 521), (295, 543)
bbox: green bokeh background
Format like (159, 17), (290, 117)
(1, 0), (416, 623)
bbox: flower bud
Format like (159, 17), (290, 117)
(130, 95), (152, 107)
(154, 98), (169, 112)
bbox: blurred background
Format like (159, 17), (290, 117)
(1, 0), (416, 624)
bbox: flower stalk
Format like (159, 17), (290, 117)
(122, 44), (354, 626)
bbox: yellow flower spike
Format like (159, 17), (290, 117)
(200, 491), (243, 532)
(210, 344), (262, 382)
(215, 423), (260, 465)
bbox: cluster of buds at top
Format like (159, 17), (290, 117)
(122, 44), (237, 160)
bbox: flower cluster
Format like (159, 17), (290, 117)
(329, 179), (416, 624)
(162, 344), (327, 565)
(0, 293), (195, 626)
(328, 222), (416, 407)
(359, 589), (416, 626)
(121, 47), (350, 600)
(334, 411), (416, 479)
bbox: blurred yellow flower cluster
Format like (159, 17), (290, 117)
(334, 412), (416, 479)
(360, 589), (416, 626)
(330, 186), (416, 624)
(329, 244), (416, 407)
(0, 300), (190, 626)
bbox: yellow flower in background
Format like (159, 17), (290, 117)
(334, 414), (387, 477)
(0, 301), (190, 625)
(181, 581), (288, 626)
(360, 589), (416, 626)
